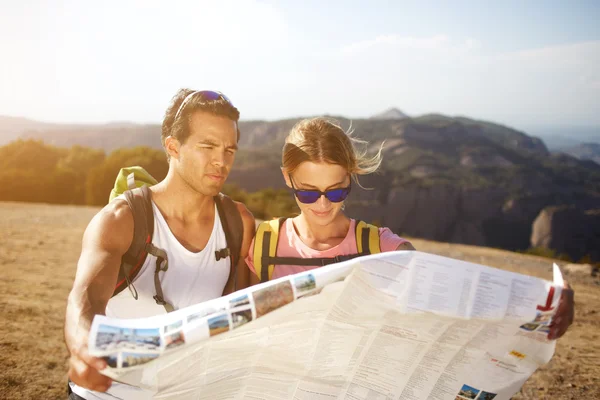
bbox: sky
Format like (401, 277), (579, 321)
(1, 0), (599, 131)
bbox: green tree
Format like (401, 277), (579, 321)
(85, 147), (168, 205)
(56, 146), (106, 204)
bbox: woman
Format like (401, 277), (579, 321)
(246, 117), (573, 339)
(246, 117), (414, 283)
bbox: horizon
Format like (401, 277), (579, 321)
(2, 1), (599, 132)
(2, 109), (600, 140)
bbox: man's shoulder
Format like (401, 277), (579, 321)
(233, 200), (255, 229)
(100, 198), (134, 225)
(85, 199), (135, 247)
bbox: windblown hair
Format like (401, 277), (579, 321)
(161, 88), (240, 160)
(282, 117), (383, 185)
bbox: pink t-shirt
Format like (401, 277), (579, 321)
(246, 218), (409, 280)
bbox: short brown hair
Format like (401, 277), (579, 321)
(282, 117), (383, 183)
(161, 89), (240, 159)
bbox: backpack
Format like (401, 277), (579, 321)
(252, 217), (381, 282)
(109, 166), (243, 312)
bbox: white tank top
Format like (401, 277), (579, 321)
(71, 200), (231, 399)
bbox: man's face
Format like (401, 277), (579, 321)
(173, 111), (238, 196)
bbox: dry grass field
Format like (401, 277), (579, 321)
(0, 202), (598, 399)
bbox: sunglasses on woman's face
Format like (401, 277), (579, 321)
(290, 175), (352, 204)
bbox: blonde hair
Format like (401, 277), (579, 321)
(282, 117), (383, 185)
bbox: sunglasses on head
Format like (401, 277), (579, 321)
(290, 175), (352, 204)
(174, 90), (234, 120)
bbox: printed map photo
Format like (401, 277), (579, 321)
(164, 320), (182, 333)
(95, 325), (161, 352)
(121, 352), (159, 368)
(520, 323), (540, 331)
(252, 281), (294, 318)
(229, 294), (250, 309)
(207, 314), (230, 336)
(293, 273), (317, 298)
(231, 309), (253, 328)
(164, 330), (185, 350)
(457, 383), (480, 399)
(479, 391), (497, 400)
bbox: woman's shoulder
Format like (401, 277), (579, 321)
(374, 223), (414, 251)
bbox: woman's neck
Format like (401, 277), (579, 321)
(294, 212), (351, 245)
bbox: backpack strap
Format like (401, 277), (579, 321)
(147, 243), (174, 313)
(264, 253), (361, 267)
(113, 185), (174, 313)
(355, 220), (381, 255)
(254, 219), (382, 282)
(113, 185), (154, 299)
(215, 193), (244, 291)
(253, 218), (286, 282)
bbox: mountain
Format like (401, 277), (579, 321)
(20, 123), (161, 151)
(0, 115), (152, 149)
(555, 142), (600, 165)
(1, 113), (599, 260)
(230, 115), (598, 261)
(0, 116), (64, 145)
(523, 126), (600, 151)
(369, 107), (408, 120)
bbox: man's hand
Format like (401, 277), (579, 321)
(396, 241), (416, 251)
(68, 342), (112, 392)
(64, 201), (133, 392)
(548, 280), (575, 340)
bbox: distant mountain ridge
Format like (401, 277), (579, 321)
(524, 126), (600, 151)
(369, 107), (408, 120)
(555, 142), (600, 165)
(0, 112), (549, 155)
(0, 115), (153, 148)
(1, 112), (598, 260)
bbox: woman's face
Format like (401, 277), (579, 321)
(283, 161), (351, 226)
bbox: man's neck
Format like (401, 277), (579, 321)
(151, 171), (215, 222)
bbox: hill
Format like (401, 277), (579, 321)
(556, 142), (600, 165)
(0, 202), (597, 399)
(228, 115), (600, 260)
(524, 126), (600, 151)
(0, 116), (66, 145)
(369, 107), (408, 120)
(1, 113), (599, 260)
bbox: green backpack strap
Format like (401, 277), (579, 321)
(252, 218), (286, 282)
(109, 166), (159, 203)
(215, 193), (244, 291)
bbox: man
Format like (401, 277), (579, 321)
(64, 89), (256, 399)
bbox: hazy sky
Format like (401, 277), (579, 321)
(1, 0), (599, 129)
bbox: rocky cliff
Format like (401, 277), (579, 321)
(4, 113), (600, 260)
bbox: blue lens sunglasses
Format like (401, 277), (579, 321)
(174, 90), (234, 120)
(290, 175), (352, 204)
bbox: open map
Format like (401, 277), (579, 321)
(89, 251), (563, 400)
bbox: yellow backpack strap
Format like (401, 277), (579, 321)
(355, 220), (381, 255)
(252, 218), (285, 282)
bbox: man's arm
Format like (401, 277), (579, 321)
(234, 202), (259, 290)
(64, 200), (133, 392)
